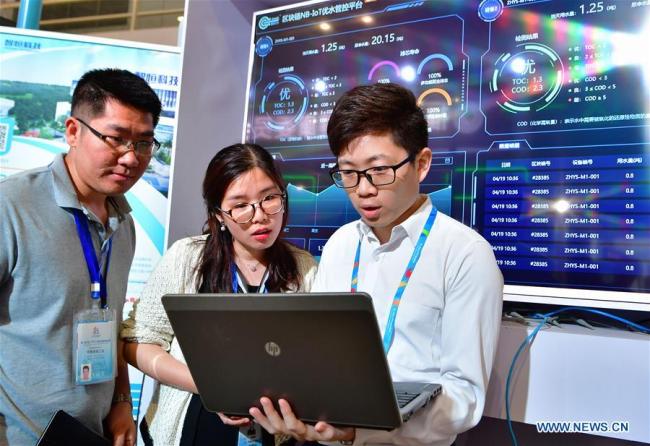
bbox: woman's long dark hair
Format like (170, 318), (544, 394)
(196, 143), (301, 293)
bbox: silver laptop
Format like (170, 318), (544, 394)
(162, 292), (441, 430)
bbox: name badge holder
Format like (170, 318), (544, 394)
(237, 423), (265, 446)
(232, 264), (268, 445)
(71, 209), (117, 385)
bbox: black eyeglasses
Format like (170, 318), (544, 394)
(217, 193), (286, 224)
(75, 117), (160, 157)
(329, 155), (415, 189)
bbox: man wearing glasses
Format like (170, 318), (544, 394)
(0, 69), (161, 446)
(250, 83), (503, 446)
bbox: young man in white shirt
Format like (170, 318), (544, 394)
(249, 83), (504, 445)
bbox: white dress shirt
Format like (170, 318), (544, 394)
(312, 197), (503, 446)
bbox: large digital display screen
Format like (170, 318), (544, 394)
(243, 0), (650, 310)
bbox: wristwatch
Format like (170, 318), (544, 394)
(112, 393), (133, 407)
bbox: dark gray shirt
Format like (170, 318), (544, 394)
(0, 154), (136, 445)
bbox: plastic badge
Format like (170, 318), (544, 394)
(238, 424), (263, 446)
(73, 307), (117, 385)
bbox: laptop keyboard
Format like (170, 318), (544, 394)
(395, 391), (419, 408)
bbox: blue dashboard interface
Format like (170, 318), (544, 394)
(244, 0), (650, 301)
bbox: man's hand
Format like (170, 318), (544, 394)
(250, 397), (355, 443)
(104, 402), (136, 446)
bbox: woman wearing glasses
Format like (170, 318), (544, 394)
(120, 143), (317, 446)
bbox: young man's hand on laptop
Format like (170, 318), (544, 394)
(249, 397), (355, 443)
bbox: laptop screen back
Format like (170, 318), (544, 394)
(162, 292), (402, 429)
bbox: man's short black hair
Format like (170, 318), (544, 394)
(327, 83), (428, 158)
(71, 68), (162, 126)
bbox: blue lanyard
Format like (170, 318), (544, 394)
(351, 206), (437, 353)
(72, 209), (112, 308)
(231, 263), (268, 294)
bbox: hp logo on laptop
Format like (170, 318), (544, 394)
(264, 341), (281, 357)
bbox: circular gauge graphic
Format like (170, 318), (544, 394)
(478, 0), (504, 22)
(417, 53), (454, 78)
(259, 75), (309, 131)
(255, 36), (273, 57)
(368, 60), (402, 83)
(490, 43), (564, 113)
(417, 88), (455, 133)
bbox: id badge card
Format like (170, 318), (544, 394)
(73, 307), (117, 385)
(238, 424), (263, 446)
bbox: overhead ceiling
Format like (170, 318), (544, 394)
(233, 0), (306, 22)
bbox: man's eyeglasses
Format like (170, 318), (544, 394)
(217, 193), (286, 224)
(75, 117), (160, 157)
(329, 154), (415, 189)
